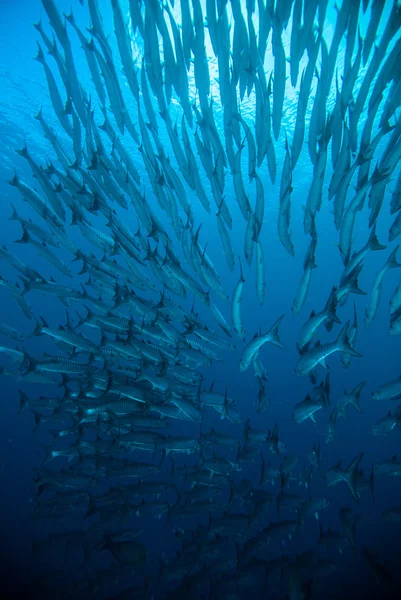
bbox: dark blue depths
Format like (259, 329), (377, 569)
(0, 0), (401, 599)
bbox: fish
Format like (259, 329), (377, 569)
(389, 306), (401, 336)
(99, 534), (146, 567)
(341, 302), (358, 368)
(232, 258), (246, 340)
(382, 507), (401, 524)
(374, 456), (401, 478)
(390, 278), (401, 315)
(365, 246), (401, 327)
(293, 391), (329, 424)
(337, 381), (366, 418)
(297, 286), (341, 353)
(295, 322), (362, 377)
(371, 409), (401, 436)
(372, 376), (401, 401)
(324, 453), (365, 504)
(278, 136), (294, 257)
(256, 377), (269, 414)
(292, 224), (318, 316)
(238, 315), (285, 372)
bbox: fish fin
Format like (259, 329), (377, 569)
(386, 244), (401, 269)
(266, 314), (285, 348)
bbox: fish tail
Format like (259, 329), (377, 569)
(350, 381), (366, 414)
(325, 286), (341, 324)
(337, 324), (362, 358)
(367, 224), (386, 252)
(267, 314), (285, 348)
(35, 42), (45, 64)
(64, 9), (75, 25)
(345, 453), (364, 504)
(17, 390), (29, 414)
(386, 244), (401, 269)
(7, 173), (19, 187)
(8, 203), (19, 221)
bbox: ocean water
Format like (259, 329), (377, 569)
(0, 0), (400, 598)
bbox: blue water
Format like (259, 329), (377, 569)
(0, 0), (400, 598)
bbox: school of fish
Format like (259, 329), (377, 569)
(1, 0), (401, 597)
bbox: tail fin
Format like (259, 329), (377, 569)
(41, 444), (54, 464)
(82, 304), (95, 324)
(17, 390), (29, 414)
(28, 317), (44, 338)
(325, 406), (338, 444)
(9, 204), (20, 221)
(367, 224), (386, 252)
(347, 264), (367, 296)
(31, 409), (43, 433)
(345, 452), (364, 503)
(15, 144), (28, 159)
(349, 381), (365, 414)
(325, 286), (341, 324)
(63, 9), (75, 26)
(337, 322), (363, 358)
(7, 173), (20, 187)
(33, 19), (42, 33)
(23, 355), (37, 375)
(266, 314), (285, 348)
(385, 245), (401, 270)
(268, 423), (280, 455)
(34, 105), (43, 121)
(330, 406), (338, 425)
(35, 42), (45, 64)
(15, 225), (31, 244)
(325, 317), (335, 332)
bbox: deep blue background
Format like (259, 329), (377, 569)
(0, 0), (400, 598)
